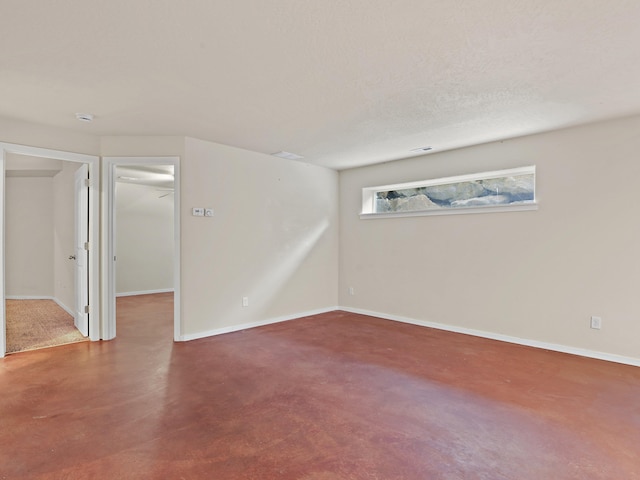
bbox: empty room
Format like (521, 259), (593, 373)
(1, 1), (639, 479)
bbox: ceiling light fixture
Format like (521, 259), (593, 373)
(272, 151), (304, 160)
(75, 112), (94, 122)
(410, 146), (433, 154)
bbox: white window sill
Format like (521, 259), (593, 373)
(360, 202), (538, 220)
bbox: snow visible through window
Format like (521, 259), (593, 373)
(362, 166), (536, 216)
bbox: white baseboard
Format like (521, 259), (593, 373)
(340, 306), (640, 368)
(116, 288), (174, 298)
(52, 298), (75, 318)
(148, 298), (640, 368)
(178, 306), (340, 342)
(6, 295), (75, 318)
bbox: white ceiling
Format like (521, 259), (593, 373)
(2, 1), (640, 170)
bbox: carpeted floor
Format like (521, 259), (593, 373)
(5, 299), (88, 354)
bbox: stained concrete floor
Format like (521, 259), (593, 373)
(0, 293), (639, 479)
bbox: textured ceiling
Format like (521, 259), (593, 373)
(1, 1), (640, 170)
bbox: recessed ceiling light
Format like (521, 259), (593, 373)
(75, 113), (94, 122)
(410, 146), (433, 154)
(272, 151), (304, 160)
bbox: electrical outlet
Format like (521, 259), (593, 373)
(590, 316), (602, 330)
(205, 208), (214, 217)
(192, 207), (204, 217)
(242, 296), (249, 307)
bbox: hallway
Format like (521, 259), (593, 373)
(0, 294), (639, 479)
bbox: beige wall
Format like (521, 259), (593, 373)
(5, 177), (54, 296)
(0, 117), (98, 155)
(5, 159), (80, 310)
(181, 137), (339, 335)
(115, 182), (174, 294)
(3, 114), (637, 363)
(98, 135), (339, 337)
(1, 116), (97, 316)
(6, 154), (63, 174)
(339, 114), (640, 361)
(100, 136), (185, 157)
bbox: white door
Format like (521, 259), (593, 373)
(74, 164), (89, 337)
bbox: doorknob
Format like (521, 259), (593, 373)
(69, 255), (76, 260)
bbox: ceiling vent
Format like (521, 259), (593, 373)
(410, 146), (433, 154)
(272, 151), (304, 160)
(75, 113), (94, 122)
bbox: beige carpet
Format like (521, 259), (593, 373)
(5, 299), (88, 354)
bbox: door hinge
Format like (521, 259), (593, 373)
(84, 178), (91, 188)
(84, 305), (90, 314)
(84, 242), (90, 251)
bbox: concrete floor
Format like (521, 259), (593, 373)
(0, 293), (638, 479)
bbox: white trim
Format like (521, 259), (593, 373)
(101, 158), (117, 340)
(0, 143), (100, 357)
(129, 295), (640, 367)
(0, 156), (4, 358)
(360, 202), (538, 219)
(340, 306), (640, 368)
(0, 143), (96, 165)
(52, 298), (75, 318)
(116, 288), (175, 297)
(179, 306), (339, 341)
(179, 304), (640, 367)
(102, 156), (181, 342)
(368, 165), (536, 192)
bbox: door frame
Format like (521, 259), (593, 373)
(101, 156), (181, 341)
(74, 163), (90, 337)
(0, 143), (100, 357)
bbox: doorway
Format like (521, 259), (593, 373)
(4, 156), (87, 353)
(102, 157), (181, 341)
(0, 143), (100, 358)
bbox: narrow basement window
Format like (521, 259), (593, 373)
(361, 165), (537, 218)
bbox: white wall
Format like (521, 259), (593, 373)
(181, 137), (339, 336)
(115, 182), (174, 295)
(339, 114), (640, 362)
(5, 177), (54, 296)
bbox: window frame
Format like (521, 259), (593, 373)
(360, 165), (538, 219)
